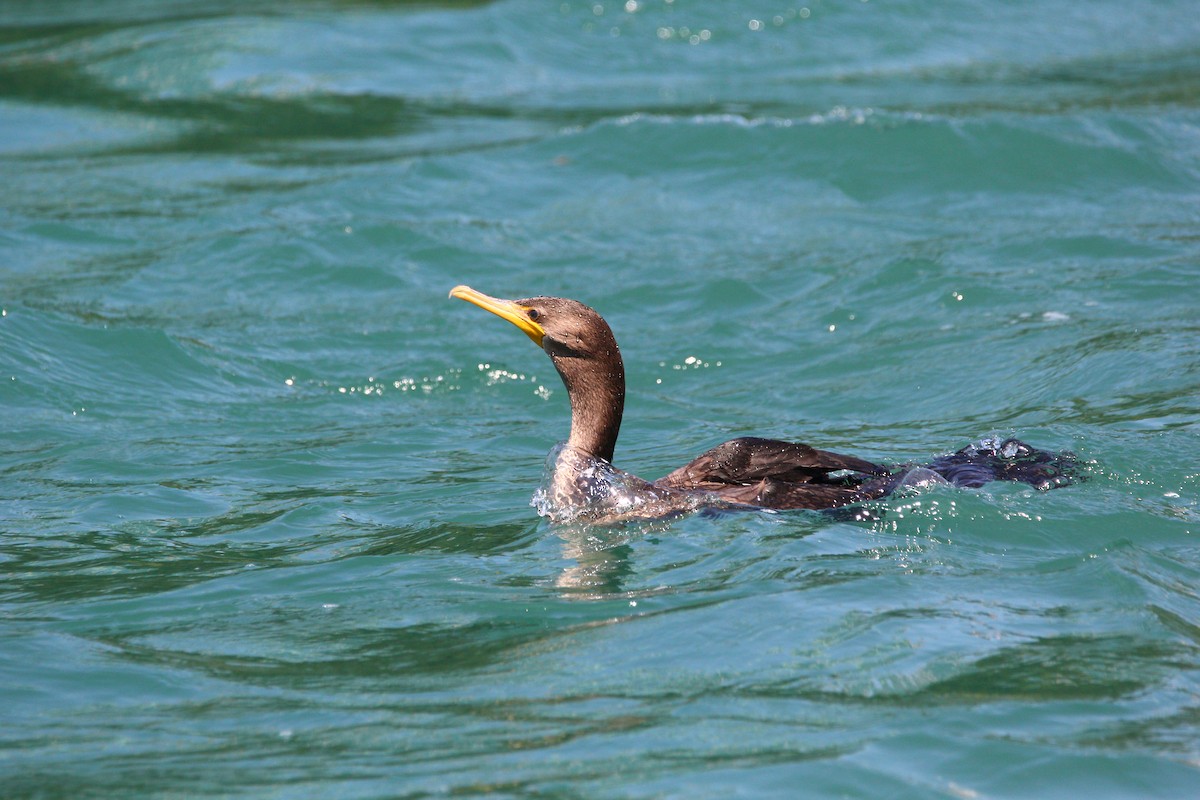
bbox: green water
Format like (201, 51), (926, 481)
(3, 0), (1200, 796)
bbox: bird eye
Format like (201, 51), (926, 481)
(527, 308), (540, 321)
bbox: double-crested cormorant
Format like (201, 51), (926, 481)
(449, 286), (1077, 524)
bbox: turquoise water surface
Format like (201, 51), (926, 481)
(3, 1), (1200, 797)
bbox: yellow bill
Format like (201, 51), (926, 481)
(449, 285), (545, 347)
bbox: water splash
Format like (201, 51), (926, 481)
(532, 443), (709, 526)
(895, 466), (950, 490)
(927, 437), (1082, 491)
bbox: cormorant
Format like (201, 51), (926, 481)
(449, 286), (1077, 524)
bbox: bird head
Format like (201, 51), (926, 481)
(448, 285), (618, 363)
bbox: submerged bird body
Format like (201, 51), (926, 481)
(450, 286), (1077, 524)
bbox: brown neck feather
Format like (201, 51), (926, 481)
(551, 347), (625, 463)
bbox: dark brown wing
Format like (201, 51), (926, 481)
(656, 436), (886, 487)
(694, 474), (898, 510)
(653, 436), (893, 510)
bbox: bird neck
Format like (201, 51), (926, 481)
(552, 351), (625, 464)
